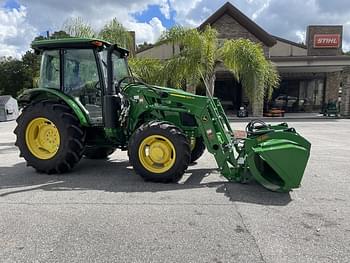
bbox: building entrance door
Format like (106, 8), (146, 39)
(214, 75), (242, 112)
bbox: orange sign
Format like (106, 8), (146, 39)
(314, 34), (341, 48)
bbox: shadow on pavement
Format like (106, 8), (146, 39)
(0, 157), (291, 206)
(216, 183), (292, 206)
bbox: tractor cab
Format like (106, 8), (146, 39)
(33, 38), (129, 125)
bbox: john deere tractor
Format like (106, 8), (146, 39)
(14, 38), (311, 192)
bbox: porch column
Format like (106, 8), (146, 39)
(241, 86), (263, 117)
(341, 67), (350, 117)
(325, 71), (341, 102)
(251, 97), (264, 117)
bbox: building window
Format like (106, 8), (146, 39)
(299, 79), (324, 111)
(271, 78), (324, 112)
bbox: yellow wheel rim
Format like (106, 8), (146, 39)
(190, 137), (196, 151)
(25, 117), (60, 160)
(138, 135), (176, 173)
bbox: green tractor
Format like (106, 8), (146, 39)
(14, 38), (311, 192)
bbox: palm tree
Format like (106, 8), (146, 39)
(63, 17), (96, 38)
(98, 18), (133, 52)
(160, 26), (279, 111)
(62, 17), (133, 53)
(220, 38), (280, 114)
(128, 57), (165, 85)
(159, 26), (218, 92)
(134, 26), (279, 115)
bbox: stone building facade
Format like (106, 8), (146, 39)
(137, 2), (350, 117)
(326, 72), (342, 102)
(341, 67), (350, 116)
(210, 14), (270, 56)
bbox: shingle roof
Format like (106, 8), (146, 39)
(198, 2), (276, 47)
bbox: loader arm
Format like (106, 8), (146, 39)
(192, 97), (311, 192)
(124, 83), (311, 192)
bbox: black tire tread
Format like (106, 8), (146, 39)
(128, 121), (191, 183)
(14, 100), (85, 174)
(190, 137), (206, 163)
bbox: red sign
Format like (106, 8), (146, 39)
(314, 34), (341, 48)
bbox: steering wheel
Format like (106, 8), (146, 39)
(245, 120), (269, 134)
(93, 80), (100, 90)
(116, 76), (134, 91)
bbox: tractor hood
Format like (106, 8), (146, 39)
(154, 85), (201, 98)
(123, 81), (207, 101)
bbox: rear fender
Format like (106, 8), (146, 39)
(18, 88), (90, 126)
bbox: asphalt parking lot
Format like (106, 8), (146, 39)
(0, 119), (349, 263)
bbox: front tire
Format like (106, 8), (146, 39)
(14, 100), (85, 173)
(190, 137), (205, 163)
(128, 121), (191, 183)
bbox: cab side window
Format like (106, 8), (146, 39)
(64, 49), (103, 124)
(64, 49), (100, 100)
(39, 50), (60, 89)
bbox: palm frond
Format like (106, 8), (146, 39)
(62, 17), (96, 38)
(155, 25), (219, 90)
(128, 57), (165, 86)
(98, 18), (133, 50)
(220, 38), (279, 103)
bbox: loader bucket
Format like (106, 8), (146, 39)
(246, 134), (311, 192)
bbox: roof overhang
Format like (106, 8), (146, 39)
(273, 36), (307, 49)
(271, 56), (350, 73)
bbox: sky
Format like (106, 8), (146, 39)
(1, 0), (350, 58)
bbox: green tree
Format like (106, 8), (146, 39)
(133, 26), (280, 115)
(220, 38), (279, 106)
(137, 42), (153, 52)
(0, 57), (30, 97)
(34, 30), (71, 41)
(0, 50), (41, 98)
(50, 30), (71, 39)
(128, 57), (165, 85)
(34, 35), (46, 41)
(158, 26), (218, 90)
(20, 50), (41, 91)
(98, 18), (133, 51)
(62, 17), (133, 52)
(63, 17), (96, 38)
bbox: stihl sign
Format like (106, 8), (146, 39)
(314, 34), (341, 48)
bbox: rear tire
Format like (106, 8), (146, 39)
(14, 100), (85, 174)
(84, 146), (115, 159)
(128, 121), (191, 183)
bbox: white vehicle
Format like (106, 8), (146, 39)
(274, 95), (298, 108)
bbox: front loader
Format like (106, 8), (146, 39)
(14, 38), (311, 192)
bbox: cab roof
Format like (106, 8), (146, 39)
(31, 38), (129, 54)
